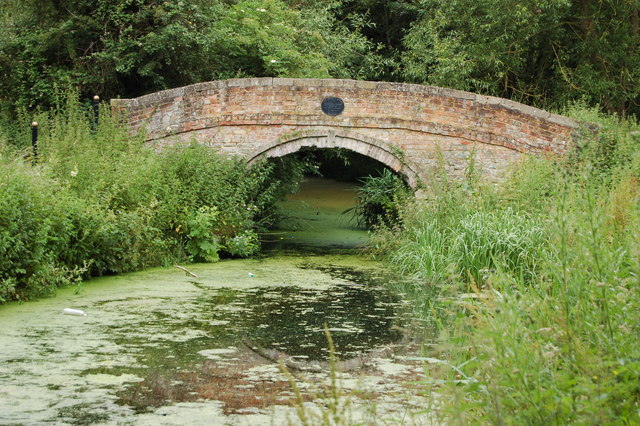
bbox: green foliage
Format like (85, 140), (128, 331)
(211, 0), (373, 79)
(438, 167), (640, 424)
(0, 0), (373, 116)
(0, 95), (297, 302)
(3, 0), (638, 118)
(563, 101), (640, 177)
(0, 0), (223, 109)
(185, 206), (223, 262)
(2, 0), (639, 117)
(349, 168), (410, 228)
(183, 205), (259, 262)
(402, 0), (640, 115)
(0, 159), (63, 301)
(373, 108), (640, 423)
(376, 192), (546, 288)
(294, 0), (421, 81)
(225, 230), (260, 258)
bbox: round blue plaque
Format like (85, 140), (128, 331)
(321, 97), (345, 116)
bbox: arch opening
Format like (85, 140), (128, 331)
(247, 134), (422, 189)
(259, 146), (411, 252)
(272, 146), (407, 185)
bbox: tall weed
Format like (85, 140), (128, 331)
(375, 192), (546, 289)
(349, 168), (411, 228)
(439, 173), (640, 423)
(374, 106), (640, 423)
(0, 158), (87, 300)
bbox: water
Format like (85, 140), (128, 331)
(263, 177), (369, 252)
(0, 178), (431, 425)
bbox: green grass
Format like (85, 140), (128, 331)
(372, 105), (640, 423)
(347, 168), (410, 228)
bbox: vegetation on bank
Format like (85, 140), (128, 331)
(370, 106), (640, 423)
(349, 169), (410, 229)
(0, 96), (299, 302)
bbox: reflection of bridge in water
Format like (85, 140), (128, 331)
(112, 78), (584, 187)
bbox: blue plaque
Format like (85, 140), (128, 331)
(321, 97), (345, 116)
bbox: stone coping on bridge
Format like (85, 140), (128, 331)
(111, 77), (581, 131)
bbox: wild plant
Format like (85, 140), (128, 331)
(282, 326), (353, 426)
(375, 106), (640, 424)
(347, 168), (411, 228)
(0, 92), (297, 301)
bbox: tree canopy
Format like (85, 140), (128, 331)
(0, 0), (374, 113)
(402, 0), (640, 115)
(1, 0), (638, 116)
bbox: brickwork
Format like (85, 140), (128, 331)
(111, 78), (583, 187)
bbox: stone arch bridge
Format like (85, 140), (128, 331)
(112, 78), (583, 187)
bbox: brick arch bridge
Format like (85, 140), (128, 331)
(112, 78), (583, 187)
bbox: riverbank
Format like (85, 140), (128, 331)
(371, 106), (640, 424)
(0, 97), (300, 302)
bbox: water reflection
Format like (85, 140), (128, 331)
(94, 261), (410, 414)
(0, 177), (420, 423)
(99, 264), (406, 367)
(263, 177), (368, 252)
(240, 284), (401, 360)
(193, 262), (404, 358)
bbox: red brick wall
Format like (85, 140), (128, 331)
(111, 78), (583, 186)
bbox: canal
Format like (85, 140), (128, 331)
(0, 177), (432, 425)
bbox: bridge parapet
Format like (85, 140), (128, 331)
(112, 78), (584, 186)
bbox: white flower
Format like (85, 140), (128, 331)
(270, 59), (277, 63)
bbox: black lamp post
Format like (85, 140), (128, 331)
(31, 121), (38, 163)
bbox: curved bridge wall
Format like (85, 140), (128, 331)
(111, 78), (582, 186)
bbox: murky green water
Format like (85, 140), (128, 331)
(264, 177), (369, 251)
(0, 178), (429, 425)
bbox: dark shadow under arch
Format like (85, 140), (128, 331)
(247, 133), (421, 188)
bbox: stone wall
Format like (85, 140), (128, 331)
(111, 78), (583, 186)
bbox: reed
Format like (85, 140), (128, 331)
(373, 105), (640, 423)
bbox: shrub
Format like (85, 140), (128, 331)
(0, 159), (79, 300)
(349, 168), (410, 228)
(0, 94), (298, 301)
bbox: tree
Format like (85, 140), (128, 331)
(402, 0), (640, 116)
(207, 0), (373, 79)
(0, 0), (225, 110)
(0, 0), (373, 115)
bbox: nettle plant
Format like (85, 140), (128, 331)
(184, 206), (260, 262)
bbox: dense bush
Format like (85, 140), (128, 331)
(0, 95), (296, 301)
(402, 1), (640, 116)
(0, 159), (72, 301)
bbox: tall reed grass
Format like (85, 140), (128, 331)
(373, 105), (640, 423)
